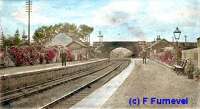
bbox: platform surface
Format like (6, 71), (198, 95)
(71, 59), (200, 109)
(0, 58), (101, 76)
(70, 58), (135, 109)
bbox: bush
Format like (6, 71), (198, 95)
(9, 46), (40, 66)
(8, 46), (73, 66)
(45, 48), (57, 62)
(157, 51), (175, 65)
(66, 48), (72, 61)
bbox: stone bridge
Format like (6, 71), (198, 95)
(93, 41), (145, 58)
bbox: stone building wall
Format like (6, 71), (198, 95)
(182, 48), (198, 67)
(182, 37), (200, 68)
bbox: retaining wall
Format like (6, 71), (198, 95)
(0, 59), (109, 93)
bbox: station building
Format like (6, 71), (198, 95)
(45, 33), (89, 61)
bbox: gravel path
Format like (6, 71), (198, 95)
(102, 59), (199, 108)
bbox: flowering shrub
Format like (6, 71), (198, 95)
(9, 46), (39, 66)
(45, 48), (57, 62)
(66, 48), (73, 61)
(157, 51), (175, 65)
(8, 46), (73, 66)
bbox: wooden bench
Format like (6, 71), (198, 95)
(173, 59), (187, 75)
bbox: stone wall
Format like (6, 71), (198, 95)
(0, 59), (108, 93)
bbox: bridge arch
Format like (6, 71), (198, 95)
(110, 47), (133, 58)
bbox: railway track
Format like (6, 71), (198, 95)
(0, 61), (112, 103)
(51, 60), (130, 109)
(1, 59), (130, 109)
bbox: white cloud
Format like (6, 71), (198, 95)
(12, 4), (54, 25)
(0, 1), (3, 11)
(91, 0), (141, 26)
(147, 0), (200, 25)
(148, 0), (179, 22)
(101, 0), (140, 15)
(128, 26), (147, 41)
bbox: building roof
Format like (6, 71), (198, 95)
(66, 40), (87, 48)
(149, 39), (173, 49)
(67, 32), (89, 47)
(45, 33), (72, 47)
(45, 33), (88, 48)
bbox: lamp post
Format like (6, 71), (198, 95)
(173, 27), (181, 64)
(173, 27), (181, 42)
(184, 35), (187, 47)
(98, 31), (103, 44)
(97, 31), (104, 58)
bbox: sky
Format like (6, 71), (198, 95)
(0, 0), (200, 42)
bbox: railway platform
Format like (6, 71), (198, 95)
(0, 58), (99, 76)
(70, 59), (200, 109)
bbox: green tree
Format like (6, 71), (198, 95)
(33, 23), (93, 44)
(78, 24), (94, 42)
(68, 23), (78, 34)
(54, 23), (64, 34)
(33, 26), (48, 43)
(14, 29), (21, 45)
(60, 23), (79, 35)
(4, 35), (15, 47)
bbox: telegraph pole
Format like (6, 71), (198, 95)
(0, 21), (6, 66)
(0, 28), (3, 50)
(26, 0), (32, 45)
(0, 20), (4, 48)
